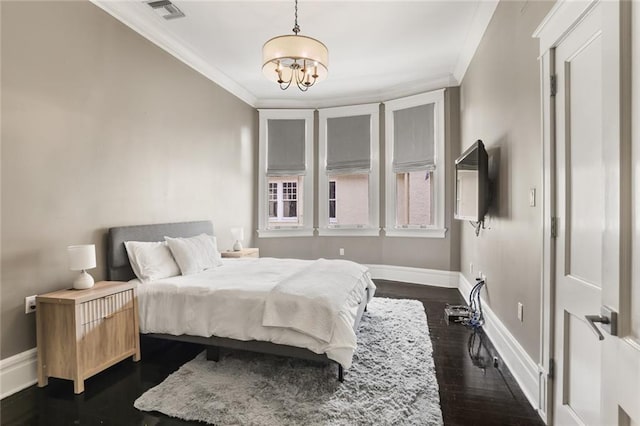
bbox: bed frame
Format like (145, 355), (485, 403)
(107, 220), (368, 382)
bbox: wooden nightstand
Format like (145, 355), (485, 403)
(221, 248), (259, 258)
(36, 281), (141, 394)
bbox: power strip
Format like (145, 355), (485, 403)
(444, 304), (470, 322)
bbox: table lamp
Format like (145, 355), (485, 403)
(230, 227), (244, 251)
(68, 244), (96, 289)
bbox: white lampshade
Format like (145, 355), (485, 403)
(230, 227), (244, 242)
(262, 35), (329, 82)
(67, 244), (96, 271)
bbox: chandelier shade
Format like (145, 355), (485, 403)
(262, 35), (328, 85)
(261, 0), (328, 91)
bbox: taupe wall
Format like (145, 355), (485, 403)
(258, 89), (461, 271)
(1, 1), (257, 359)
(459, 0), (554, 361)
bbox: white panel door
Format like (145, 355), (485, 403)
(553, 1), (640, 425)
(553, 3), (604, 424)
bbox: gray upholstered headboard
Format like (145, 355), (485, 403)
(107, 221), (214, 282)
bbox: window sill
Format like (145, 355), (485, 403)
(258, 228), (314, 238)
(383, 227), (448, 238)
(318, 227), (381, 237)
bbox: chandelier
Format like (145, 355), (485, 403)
(262, 0), (328, 91)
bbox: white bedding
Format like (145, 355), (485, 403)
(263, 259), (369, 343)
(133, 257), (376, 368)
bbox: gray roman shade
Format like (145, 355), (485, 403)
(267, 119), (306, 176)
(392, 103), (435, 173)
(326, 115), (371, 174)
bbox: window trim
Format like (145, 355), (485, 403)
(384, 90), (447, 238)
(317, 103), (380, 237)
(258, 109), (314, 238)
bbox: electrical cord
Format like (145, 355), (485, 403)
(464, 278), (485, 328)
(469, 220), (487, 237)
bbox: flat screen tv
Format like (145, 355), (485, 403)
(454, 140), (489, 222)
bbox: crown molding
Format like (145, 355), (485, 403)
(255, 74), (457, 109)
(452, 0), (499, 83)
(91, 1), (491, 109)
(90, 0), (258, 108)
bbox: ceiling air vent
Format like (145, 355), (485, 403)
(146, 0), (185, 20)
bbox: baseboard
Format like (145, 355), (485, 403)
(0, 348), (38, 400)
(458, 274), (541, 416)
(366, 264), (459, 288)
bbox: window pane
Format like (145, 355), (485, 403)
(328, 174), (369, 226)
(268, 183), (277, 218)
(329, 181), (336, 221)
(284, 201), (297, 217)
(396, 171), (433, 226)
(267, 177), (303, 226)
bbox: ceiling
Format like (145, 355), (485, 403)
(91, 1), (498, 108)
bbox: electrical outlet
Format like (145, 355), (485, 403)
(517, 302), (524, 322)
(469, 263), (474, 274)
(339, 248), (345, 256)
(25, 295), (37, 314)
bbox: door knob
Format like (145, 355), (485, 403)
(584, 306), (618, 341)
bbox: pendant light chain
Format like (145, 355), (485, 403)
(292, 0), (300, 35)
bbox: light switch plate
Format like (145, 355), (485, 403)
(517, 302), (524, 322)
(529, 188), (536, 207)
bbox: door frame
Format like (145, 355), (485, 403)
(534, 0), (633, 424)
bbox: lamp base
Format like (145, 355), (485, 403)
(233, 240), (243, 251)
(73, 270), (95, 290)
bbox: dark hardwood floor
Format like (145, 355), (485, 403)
(1, 281), (543, 426)
(375, 281), (543, 426)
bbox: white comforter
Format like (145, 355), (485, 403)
(263, 259), (369, 343)
(133, 257), (376, 368)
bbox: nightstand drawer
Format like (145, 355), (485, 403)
(81, 308), (136, 378)
(79, 289), (133, 325)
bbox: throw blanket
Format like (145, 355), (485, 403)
(262, 259), (369, 343)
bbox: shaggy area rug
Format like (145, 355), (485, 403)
(134, 297), (443, 425)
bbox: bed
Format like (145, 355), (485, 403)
(107, 220), (375, 381)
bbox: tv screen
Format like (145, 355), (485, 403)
(454, 140), (489, 222)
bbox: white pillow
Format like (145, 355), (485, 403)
(124, 241), (181, 283)
(164, 234), (223, 276)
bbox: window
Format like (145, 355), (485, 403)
(268, 179), (302, 223)
(282, 181), (297, 218)
(327, 174), (370, 226)
(268, 182), (277, 218)
(396, 171), (433, 226)
(258, 109), (314, 237)
(329, 181), (336, 222)
(318, 103), (380, 236)
(384, 90), (446, 238)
